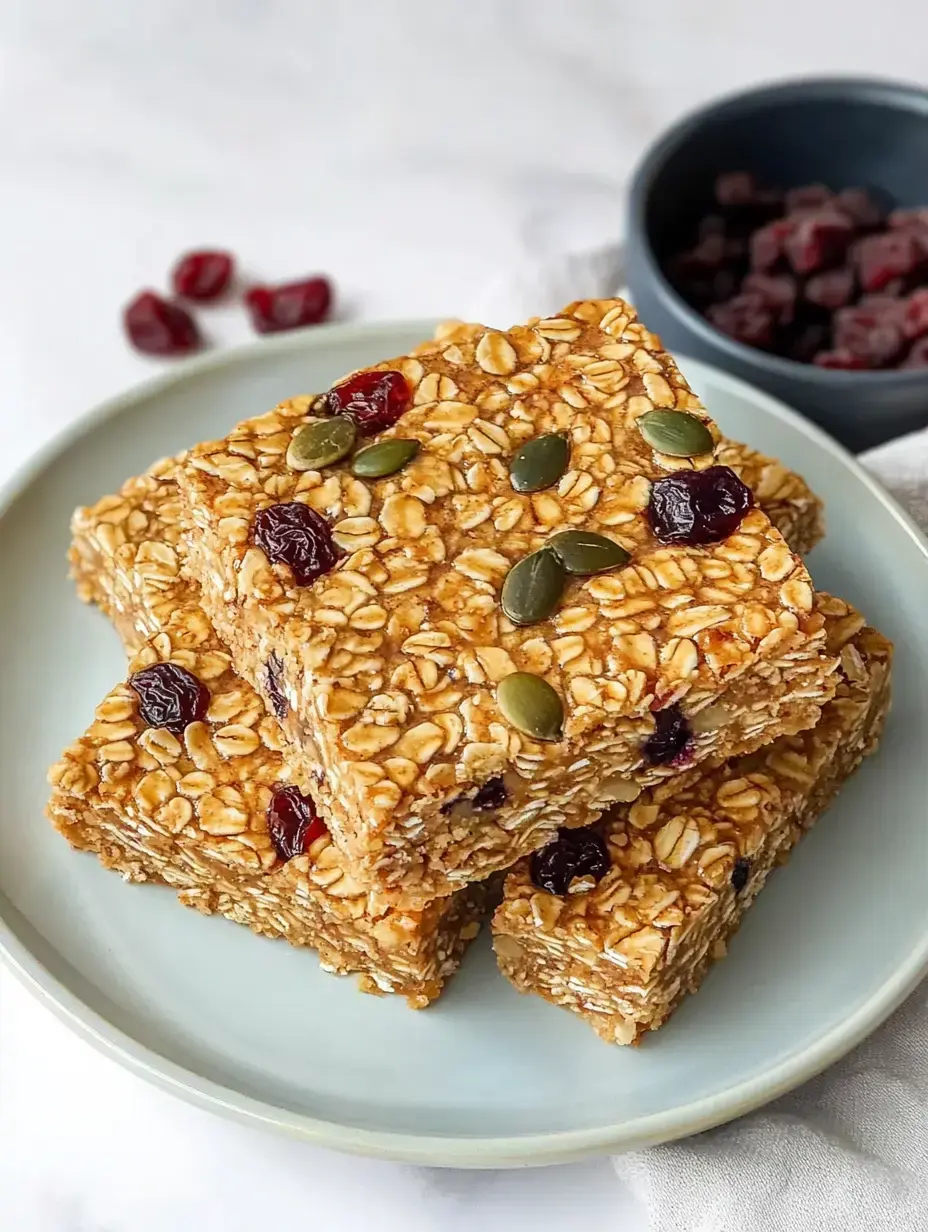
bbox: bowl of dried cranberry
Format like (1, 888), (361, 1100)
(626, 77), (928, 451)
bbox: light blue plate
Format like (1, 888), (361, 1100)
(1, 322), (926, 1167)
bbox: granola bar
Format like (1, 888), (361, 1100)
(175, 299), (839, 905)
(47, 626), (489, 1009)
(493, 603), (892, 1043)
(69, 438), (823, 661)
(426, 319), (825, 560)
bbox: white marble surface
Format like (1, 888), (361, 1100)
(3, 2), (928, 1228)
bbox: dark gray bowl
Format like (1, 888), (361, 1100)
(626, 77), (928, 452)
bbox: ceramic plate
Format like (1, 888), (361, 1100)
(2, 321), (927, 1167)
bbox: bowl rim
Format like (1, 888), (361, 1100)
(628, 74), (928, 386)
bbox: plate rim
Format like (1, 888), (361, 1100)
(2, 318), (927, 1168)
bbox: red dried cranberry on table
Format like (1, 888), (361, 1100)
(124, 291), (201, 356)
(664, 172), (928, 369)
(172, 250), (234, 301)
(124, 247), (335, 356)
(245, 276), (332, 334)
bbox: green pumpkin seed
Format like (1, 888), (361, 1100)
(509, 432), (570, 493)
(547, 530), (631, 576)
(637, 409), (714, 457)
(501, 548), (565, 626)
(350, 438), (420, 479)
(287, 415), (356, 471)
(497, 672), (564, 741)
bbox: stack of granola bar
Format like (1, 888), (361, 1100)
(47, 299), (892, 1040)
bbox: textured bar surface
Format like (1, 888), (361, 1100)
(493, 606), (891, 1043)
(69, 436), (823, 661)
(175, 300), (837, 905)
(48, 599), (489, 1009)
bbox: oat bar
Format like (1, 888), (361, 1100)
(493, 602), (891, 1043)
(70, 437), (823, 662)
(176, 299), (838, 905)
(47, 621), (489, 1009)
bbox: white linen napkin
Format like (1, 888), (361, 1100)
(467, 252), (928, 1232)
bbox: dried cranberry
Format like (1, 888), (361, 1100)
(264, 653), (288, 719)
(804, 267), (855, 311)
(129, 662), (209, 734)
(834, 188), (884, 230)
(854, 232), (925, 292)
(750, 220), (793, 271)
(321, 370), (411, 436)
(731, 857), (751, 893)
(667, 173), (928, 370)
(742, 273), (798, 323)
(812, 349), (870, 370)
(833, 306), (903, 367)
(123, 291), (200, 357)
(715, 172), (757, 207)
(902, 337), (928, 368)
(171, 250), (234, 301)
(648, 466), (755, 547)
(785, 183), (833, 212)
(642, 704), (692, 766)
(244, 277), (332, 334)
(888, 207), (928, 232)
(472, 776), (507, 810)
(706, 294), (774, 348)
(267, 786), (326, 862)
(858, 293), (907, 319)
(253, 502), (340, 586)
(902, 289), (928, 340)
(784, 210), (852, 275)
(530, 827), (610, 896)
(686, 233), (728, 272)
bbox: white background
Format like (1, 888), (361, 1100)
(3, 3), (928, 1228)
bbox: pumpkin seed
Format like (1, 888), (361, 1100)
(351, 437), (420, 478)
(501, 549), (565, 626)
(497, 672), (564, 741)
(509, 432), (570, 493)
(287, 415), (356, 471)
(637, 409), (713, 457)
(547, 530), (631, 576)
